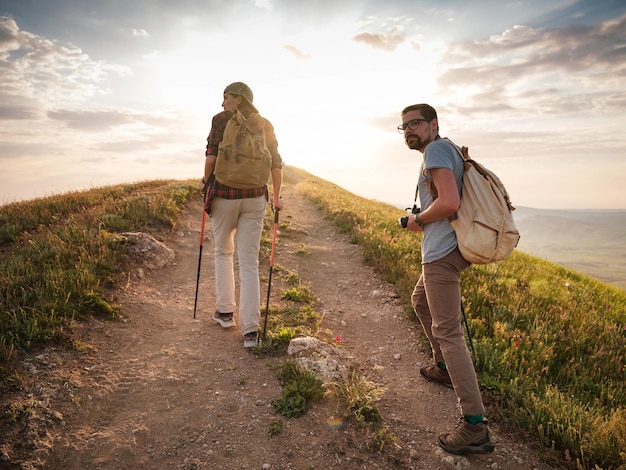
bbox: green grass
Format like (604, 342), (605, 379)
(272, 360), (324, 418)
(324, 365), (395, 452)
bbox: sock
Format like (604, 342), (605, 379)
(465, 414), (484, 425)
(437, 362), (447, 371)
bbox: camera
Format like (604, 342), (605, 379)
(399, 205), (421, 229)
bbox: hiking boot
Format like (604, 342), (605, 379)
(420, 364), (453, 389)
(212, 311), (235, 328)
(243, 332), (258, 348)
(439, 418), (495, 455)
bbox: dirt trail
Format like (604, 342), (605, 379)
(3, 181), (562, 469)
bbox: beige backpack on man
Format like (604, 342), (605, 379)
(448, 143), (520, 264)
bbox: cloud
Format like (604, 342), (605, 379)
(132, 28), (149, 37)
(0, 14), (130, 109)
(436, 14), (626, 116)
(0, 95), (42, 120)
(352, 26), (406, 51)
(0, 141), (49, 159)
(444, 14), (626, 72)
(364, 112), (400, 133)
(0, 15), (21, 52)
(284, 44), (312, 60)
(91, 139), (159, 154)
(47, 109), (141, 131)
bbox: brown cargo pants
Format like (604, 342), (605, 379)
(411, 247), (486, 417)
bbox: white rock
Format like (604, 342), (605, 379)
(121, 232), (175, 269)
(287, 336), (356, 382)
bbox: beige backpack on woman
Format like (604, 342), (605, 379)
(214, 110), (272, 189)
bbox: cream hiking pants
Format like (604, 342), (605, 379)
(411, 247), (486, 417)
(210, 196), (267, 336)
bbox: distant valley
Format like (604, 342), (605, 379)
(513, 207), (626, 290)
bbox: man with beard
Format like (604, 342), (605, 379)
(398, 103), (495, 455)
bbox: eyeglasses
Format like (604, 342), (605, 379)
(397, 118), (430, 134)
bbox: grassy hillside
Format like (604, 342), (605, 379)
(0, 179), (197, 355)
(291, 169), (625, 470)
(1, 170), (625, 469)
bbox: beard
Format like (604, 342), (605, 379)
(405, 135), (425, 151)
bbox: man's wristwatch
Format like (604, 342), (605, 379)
(414, 214), (424, 227)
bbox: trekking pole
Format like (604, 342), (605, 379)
(262, 208), (280, 341)
(193, 181), (211, 319)
(461, 300), (477, 364)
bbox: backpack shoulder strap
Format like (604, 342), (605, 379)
(440, 138), (466, 162)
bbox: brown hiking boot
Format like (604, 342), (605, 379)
(439, 418), (495, 455)
(420, 364), (453, 389)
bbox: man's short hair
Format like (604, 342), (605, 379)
(401, 103), (438, 122)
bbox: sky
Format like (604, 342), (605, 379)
(1, 0), (625, 210)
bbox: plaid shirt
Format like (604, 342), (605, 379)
(209, 180), (268, 200)
(205, 110), (233, 158)
(204, 110), (282, 211)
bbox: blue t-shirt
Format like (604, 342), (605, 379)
(417, 138), (464, 264)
